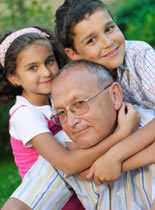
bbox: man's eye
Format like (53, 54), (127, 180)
(57, 110), (65, 116)
(74, 101), (85, 109)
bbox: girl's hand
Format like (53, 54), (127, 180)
(86, 151), (122, 185)
(117, 103), (140, 137)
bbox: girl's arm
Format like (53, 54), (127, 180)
(32, 130), (125, 175)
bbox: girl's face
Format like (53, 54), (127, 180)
(8, 40), (59, 104)
(65, 9), (125, 71)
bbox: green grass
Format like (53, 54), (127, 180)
(0, 159), (21, 208)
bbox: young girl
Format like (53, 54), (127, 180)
(1, 27), (139, 210)
(0, 27), (84, 210)
(55, 0), (155, 182)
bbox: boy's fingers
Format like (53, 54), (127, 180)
(86, 167), (94, 179)
(78, 169), (90, 180)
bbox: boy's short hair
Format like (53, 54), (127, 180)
(55, 0), (108, 50)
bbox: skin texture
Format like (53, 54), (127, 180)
(64, 9), (125, 70)
(51, 66), (123, 149)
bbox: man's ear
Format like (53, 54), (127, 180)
(7, 74), (20, 87)
(64, 48), (82, 60)
(109, 82), (123, 110)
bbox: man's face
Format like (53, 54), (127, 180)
(65, 9), (125, 71)
(51, 67), (122, 149)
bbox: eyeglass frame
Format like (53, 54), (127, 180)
(51, 82), (113, 124)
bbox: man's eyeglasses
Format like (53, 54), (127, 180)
(52, 82), (113, 124)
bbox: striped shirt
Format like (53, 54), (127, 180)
(117, 40), (155, 109)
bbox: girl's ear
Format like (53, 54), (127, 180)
(7, 74), (20, 87)
(109, 82), (123, 111)
(64, 48), (82, 60)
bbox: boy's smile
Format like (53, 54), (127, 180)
(65, 9), (125, 70)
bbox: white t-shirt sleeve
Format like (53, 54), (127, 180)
(9, 106), (50, 145)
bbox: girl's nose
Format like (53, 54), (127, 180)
(42, 65), (51, 76)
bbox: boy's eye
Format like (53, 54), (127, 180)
(105, 24), (116, 33)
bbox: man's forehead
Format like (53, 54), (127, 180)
(51, 69), (98, 106)
(52, 67), (97, 90)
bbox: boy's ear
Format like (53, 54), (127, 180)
(109, 82), (123, 110)
(64, 48), (82, 60)
(7, 74), (20, 86)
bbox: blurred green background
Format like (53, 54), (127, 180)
(0, 0), (155, 207)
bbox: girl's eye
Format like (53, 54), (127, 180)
(45, 56), (55, 66)
(86, 37), (96, 45)
(29, 65), (38, 71)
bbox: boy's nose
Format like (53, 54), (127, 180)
(100, 34), (113, 49)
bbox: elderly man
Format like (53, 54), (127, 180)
(2, 61), (155, 210)
(50, 60), (154, 209)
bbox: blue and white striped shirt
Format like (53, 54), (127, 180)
(117, 40), (155, 110)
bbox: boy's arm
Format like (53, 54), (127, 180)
(85, 119), (155, 183)
(109, 119), (155, 164)
(122, 141), (155, 171)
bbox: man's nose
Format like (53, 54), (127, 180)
(67, 110), (80, 127)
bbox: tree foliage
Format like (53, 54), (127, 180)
(111, 0), (155, 47)
(0, 0), (54, 34)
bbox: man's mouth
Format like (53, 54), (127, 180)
(72, 127), (89, 137)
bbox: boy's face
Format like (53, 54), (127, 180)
(65, 9), (125, 70)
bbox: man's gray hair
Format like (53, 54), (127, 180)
(61, 60), (114, 89)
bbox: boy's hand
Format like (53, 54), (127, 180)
(117, 103), (140, 137)
(78, 168), (91, 180)
(86, 151), (122, 185)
